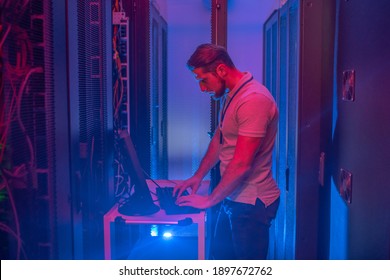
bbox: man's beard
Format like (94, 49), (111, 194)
(210, 79), (227, 100)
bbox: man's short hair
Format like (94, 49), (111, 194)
(187, 43), (235, 73)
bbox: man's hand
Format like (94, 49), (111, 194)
(173, 175), (202, 197)
(175, 194), (211, 210)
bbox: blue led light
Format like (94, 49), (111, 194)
(150, 225), (158, 237)
(162, 232), (172, 239)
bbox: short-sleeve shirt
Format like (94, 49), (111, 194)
(219, 72), (280, 206)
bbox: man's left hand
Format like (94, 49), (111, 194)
(175, 194), (211, 210)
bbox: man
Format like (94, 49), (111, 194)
(174, 43), (280, 259)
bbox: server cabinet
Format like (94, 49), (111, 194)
(63, 0), (114, 259)
(0, 0), (113, 259)
(264, 0), (335, 259)
(150, 2), (168, 179)
(1, 0), (60, 260)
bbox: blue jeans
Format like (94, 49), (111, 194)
(210, 197), (280, 260)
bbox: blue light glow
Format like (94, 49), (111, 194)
(150, 225), (158, 237)
(162, 232), (172, 239)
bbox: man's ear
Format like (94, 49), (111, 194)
(216, 64), (227, 78)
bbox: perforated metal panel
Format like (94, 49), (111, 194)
(1, 0), (56, 259)
(75, 0), (111, 259)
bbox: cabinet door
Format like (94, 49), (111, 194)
(284, 0), (300, 260)
(266, 0), (335, 259)
(264, 0), (299, 260)
(150, 3), (168, 179)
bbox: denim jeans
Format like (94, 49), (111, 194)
(210, 197), (280, 260)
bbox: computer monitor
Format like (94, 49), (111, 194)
(117, 130), (159, 216)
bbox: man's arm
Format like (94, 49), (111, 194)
(176, 134), (263, 208)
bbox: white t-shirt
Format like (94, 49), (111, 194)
(219, 72), (280, 207)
